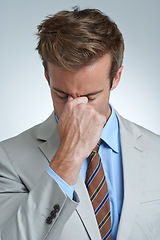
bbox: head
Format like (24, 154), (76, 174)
(36, 7), (124, 119)
(36, 7), (124, 88)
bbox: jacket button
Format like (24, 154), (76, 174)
(54, 204), (60, 212)
(50, 210), (56, 218)
(46, 216), (52, 224)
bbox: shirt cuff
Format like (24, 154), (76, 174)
(46, 166), (75, 200)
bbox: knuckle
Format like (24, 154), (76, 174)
(67, 100), (74, 111)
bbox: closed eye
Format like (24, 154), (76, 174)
(57, 94), (68, 99)
(53, 87), (103, 101)
(87, 96), (96, 101)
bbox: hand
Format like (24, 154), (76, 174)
(50, 97), (106, 185)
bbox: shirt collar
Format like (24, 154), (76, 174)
(101, 104), (120, 153)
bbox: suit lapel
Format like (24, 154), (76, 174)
(75, 174), (102, 240)
(116, 112), (144, 240)
(37, 113), (60, 163)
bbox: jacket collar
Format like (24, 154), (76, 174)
(37, 112), (60, 163)
(37, 112), (56, 141)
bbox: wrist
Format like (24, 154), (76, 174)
(50, 146), (84, 185)
(46, 166), (75, 199)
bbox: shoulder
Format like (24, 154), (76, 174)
(0, 112), (56, 152)
(115, 110), (160, 149)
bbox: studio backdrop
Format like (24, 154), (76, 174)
(0, 0), (160, 141)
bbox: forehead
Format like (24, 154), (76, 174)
(47, 54), (112, 94)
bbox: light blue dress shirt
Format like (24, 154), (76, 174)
(46, 105), (124, 239)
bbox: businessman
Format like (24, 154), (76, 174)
(0, 7), (160, 240)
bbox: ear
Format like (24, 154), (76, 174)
(111, 66), (123, 91)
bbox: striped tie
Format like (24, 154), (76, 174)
(85, 141), (112, 240)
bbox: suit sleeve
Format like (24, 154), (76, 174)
(0, 145), (79, 240)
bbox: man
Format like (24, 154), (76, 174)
(0, 7), (160, 240)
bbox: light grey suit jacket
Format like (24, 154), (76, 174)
(0, 111), (160, 240)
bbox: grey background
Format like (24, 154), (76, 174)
(0, 0), (160, 141)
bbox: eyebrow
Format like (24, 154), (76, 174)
(52, 87), (103, 97)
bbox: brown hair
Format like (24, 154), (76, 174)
(36, 7), (124, 87)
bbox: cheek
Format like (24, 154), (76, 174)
(88, 99), (103, 113)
